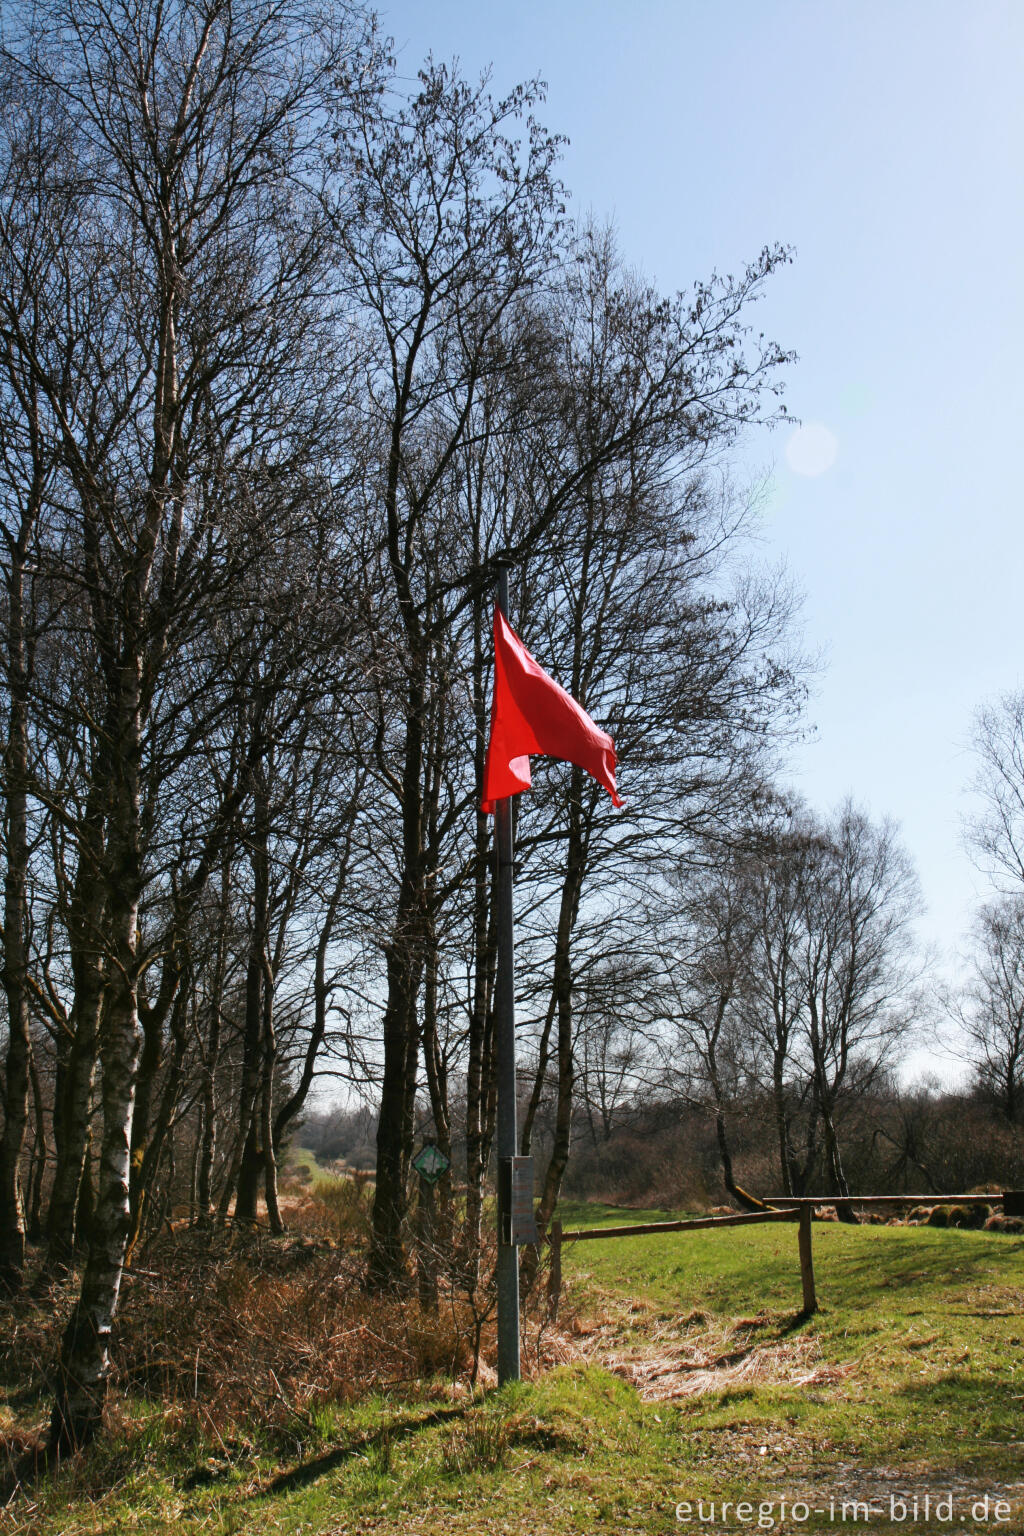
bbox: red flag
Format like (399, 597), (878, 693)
(481, 607), (624, 814)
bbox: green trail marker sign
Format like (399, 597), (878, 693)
(412, 1144), (450, 1185)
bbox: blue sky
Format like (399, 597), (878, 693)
(381, 0), (1024, 1041)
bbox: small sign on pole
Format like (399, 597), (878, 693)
(499, 1156), (539, 1246)
(412, 1144), (450, 1185)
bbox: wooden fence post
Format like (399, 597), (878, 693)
(798, 1204), (817, 1315)
(547, 1220), (562, 1322)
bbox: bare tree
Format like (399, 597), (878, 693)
(732, 802), (922, 1199)
(965, 690), (1024, 891)
(799, 804), (922, 1201)
(377, 214), (799, 1289)
(955, 898), (1024, 1122)
(656, 850), (763, 1208)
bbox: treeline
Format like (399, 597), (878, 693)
(299, 1071), (1024, 1215)
(555, 1081), (1024, 1210)
(299, 794), (1022, 1210)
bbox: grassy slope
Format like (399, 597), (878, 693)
(4, 1207), (1022, 1535)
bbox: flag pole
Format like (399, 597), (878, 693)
(494, 565), (521, 1386)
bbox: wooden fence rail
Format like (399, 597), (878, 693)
(764, 1192), (1016, 1209)
(546, 1205), (816, 1322)
(559, 1208), (799, 1241)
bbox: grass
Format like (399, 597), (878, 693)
(2, 1208), (1022, 1534)
(282, 1145), (321, 1180)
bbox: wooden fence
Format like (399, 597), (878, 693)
(546, 1205), (816, 1322)
(545, 1190), (1023, 1323)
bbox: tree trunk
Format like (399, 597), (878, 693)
(772, 1055), (795, 1196)
(260, 956), (284, 1236)
(196, 861), (231, 1224)
(126, 993), (166, 1249)
(45, 975), (102, 1275)
(820, 1097), (857, 1220)
(0, 532), (32, 1291)
(706, 1044), (761, 1211)
(368, 940), (421, 1289)
(369, 676), (426, 1291)
(51, 802), (142, 1451)
(74, 1136), (96, 1254)
(793, 1098), (820, 1197)
(126, 983), (188, 1258)
(46, 775), (107, 1274)
(232, 1127), (262, 1226)
(51, 985), (140, 1450)
(420, 923), (454, 1264)
(50, 507), (150, 1445)
(27, 1046), (47, 1241)
(222, 793), (269, 1227)
(195, 1056), (218, 1225)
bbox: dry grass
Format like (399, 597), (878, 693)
(124, 1238), (472, 1412)
(2, 1236), (468, 1438)
(0, 1185), (563, 1470)
(571, 1301), (853, 1401)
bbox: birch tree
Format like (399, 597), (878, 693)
(0, 0), (381, 1449)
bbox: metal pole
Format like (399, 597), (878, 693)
(798, 1204), (817, 1316)
(494, 566), (520, 1385)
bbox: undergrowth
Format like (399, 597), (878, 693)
(0, 1178), (563, 1491)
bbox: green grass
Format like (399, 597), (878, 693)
(4, 1210), (1022, 1535)
(282, 1145), (322, 1178)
